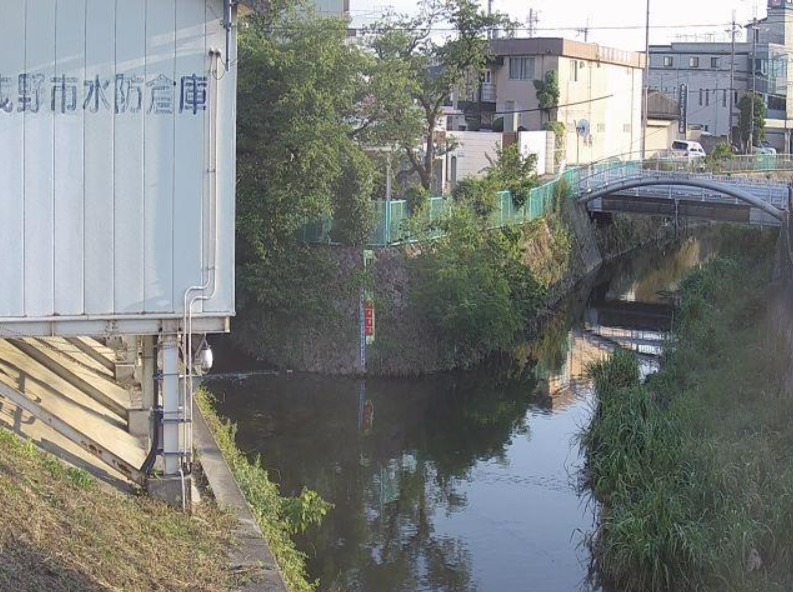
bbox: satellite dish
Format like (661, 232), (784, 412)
(576, 119), (590, 138)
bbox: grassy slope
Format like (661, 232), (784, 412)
(582, 229), (793, 592)
(197, 389), (323, 592)
(0, 429), (237, 592)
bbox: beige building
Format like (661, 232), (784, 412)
(480, 38), (645, 166)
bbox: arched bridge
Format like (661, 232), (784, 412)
(575, 161), (791, 226)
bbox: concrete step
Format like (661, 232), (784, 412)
(0, 337), (151, 489)
(42, 336), (115, 379)
(11, 339), (129, 420)
(66, 337), (117, 373)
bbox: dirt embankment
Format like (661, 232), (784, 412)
(232, 207), (670, 376)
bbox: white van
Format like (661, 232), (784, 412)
(671, 140), (707, 159)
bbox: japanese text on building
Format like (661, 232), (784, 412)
(0, 72), (209, 115)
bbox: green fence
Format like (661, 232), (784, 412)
(301, 170), (580, 247)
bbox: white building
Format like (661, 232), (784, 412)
(649, 0), (793, 151)
(0, 0), (239, 501)
(479, 38), (645, 165)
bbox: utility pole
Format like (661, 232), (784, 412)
(749, 17), (758, 153)
(487, 0), (493, 40)
(527, 9), (538, 38)
(728, 11), (737, 146)
(641, 0), (650, 159)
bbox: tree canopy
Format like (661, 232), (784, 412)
(235, 5), (376, 313)
(737, 93), (766, 150)
(364, 0), (513, 191)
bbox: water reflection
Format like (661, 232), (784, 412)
(208, 235), (716, 592)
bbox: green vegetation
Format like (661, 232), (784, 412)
(409, 202), (574, 367)
(486, 144), (540, 208)
(196, 390), (331, 592)
(365, 0), (513, 190)
(235, 5), (376, 343)
(534, 70), (560, 124)
(0, 428), (237, 591)
(543, 121), (566, 169)
(581, 228), (793, 591)
(738, 93), (767, 149)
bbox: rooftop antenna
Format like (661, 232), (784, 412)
(576, 16), (590, 42)
(527, 8), (539, 38)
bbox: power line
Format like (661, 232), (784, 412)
(495, 93), (615, 115)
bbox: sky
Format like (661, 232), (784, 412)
(349, 0), (769, 52)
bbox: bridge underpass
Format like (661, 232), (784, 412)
(585, 300), (674, 333)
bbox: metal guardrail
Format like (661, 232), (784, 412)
(300, 155), (793, 247)
(579, 161), (790, 210)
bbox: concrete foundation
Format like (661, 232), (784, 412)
(128, 408), (152, 439)
(148, 474), (192, 509)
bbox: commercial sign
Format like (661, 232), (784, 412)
(678, 83), (687, 135)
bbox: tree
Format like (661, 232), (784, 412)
(485, 143), (539, 207)
(365, 0), (513, 192)
(737, 93), (766, 150)
(533, 70), (559, 124)
(235, 5), (376, 313)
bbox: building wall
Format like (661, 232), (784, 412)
(307, 0), (348, 16)
(649, 43), (750, 138)
(491, 41), (643, 165)
(445, 131), (503, 188)
(0, 0), (236, 332)
(557, 56), (642, 164)
(646, 119), (679, 158)
(518, 130), (552, 176)
(492, 54), (557, 132)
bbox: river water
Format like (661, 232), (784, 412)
(207, 236), (718, 592)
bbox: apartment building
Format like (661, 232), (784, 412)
(470, 38), (645, 165)
(649, 0), (793, 151)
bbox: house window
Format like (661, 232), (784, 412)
(509, 56), (535, 80)
(705, 89), (710, 106)
(723, 89), (727, 107)
(663, 56), (674, 67)
(483, 69), (492, 84)
(711, 57), (719, 68)
(689, 57), (699, 68)
(570, 60), (579, 82)
(699, 88), (703, 105)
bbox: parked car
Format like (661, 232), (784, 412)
(751, 142), (777, 155)
(670, 140), (707, 160)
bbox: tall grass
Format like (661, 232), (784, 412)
(581, 228), (793, 592)
(197, 389), (331, 592)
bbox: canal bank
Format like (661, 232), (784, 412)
(582, 228), (793, 591)
(228, 201), (674, 377)
(205, 232), (723, 592)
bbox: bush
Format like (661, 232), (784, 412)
(452, 177), (500, 218)
(409, 208), (545, 363)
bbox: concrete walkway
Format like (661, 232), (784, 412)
(193, 402), (289, 592)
